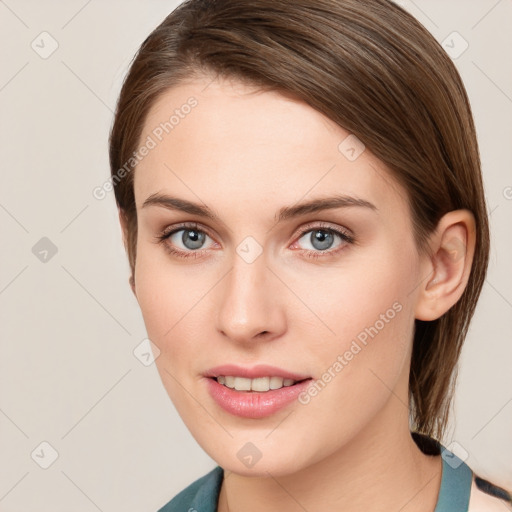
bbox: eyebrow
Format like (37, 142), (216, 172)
(141, 192), (377, 223)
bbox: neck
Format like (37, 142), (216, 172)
(218, 394), (442, 512)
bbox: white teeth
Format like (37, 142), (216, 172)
(216, 375), (298, 391)
(224, 376), (236, 388)
(269, 376), (284, 389)
(233, 377), (251, 391)
(251, 377), (270, 392)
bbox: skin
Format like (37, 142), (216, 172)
(121, 74), (476, 512)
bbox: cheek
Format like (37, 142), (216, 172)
(133, 246), (225, 370)
(290, 241), (418, 416)
(133, 256), (199, 410)
(289, 236), (418, 360)
(133, 250), (190, 355)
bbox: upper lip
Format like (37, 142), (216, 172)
(204, 364), (311, 381)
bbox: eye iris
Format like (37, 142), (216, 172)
(311, 230), (333, 250)
(182, 229), (205, 250)
(174, 228), (341, 252)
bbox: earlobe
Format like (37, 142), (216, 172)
(129, 275), (137, 297)
(415, 210), (476, 321)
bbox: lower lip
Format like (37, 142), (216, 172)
(205, 378), (312, 419)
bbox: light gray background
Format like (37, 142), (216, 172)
(0, 1), (511, 510)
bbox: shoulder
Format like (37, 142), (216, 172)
(468, 474), (512, 511)
(157, 466), (224, 512)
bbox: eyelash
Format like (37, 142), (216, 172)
(154, 221), (354, 260)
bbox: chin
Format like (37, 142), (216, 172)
(221, 455), (306, 478)
(197, 436), (315, 478)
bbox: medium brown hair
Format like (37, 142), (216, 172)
(109, 0), (490, 440)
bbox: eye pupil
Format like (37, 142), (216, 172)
(311, 230), (334, 250)
(183, 229), (205, 250)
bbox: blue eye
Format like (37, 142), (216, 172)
(294, 227), (353, 259)
(156, 222), (354, 260)
(298, 229), (338, 251)
(154, 222), (214, 259)
(168, 228), (211, 251)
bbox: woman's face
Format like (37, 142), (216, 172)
(131, 75), (427, 476)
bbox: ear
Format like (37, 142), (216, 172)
(118, 208), (137, 298)
(415, 210), (476, 321)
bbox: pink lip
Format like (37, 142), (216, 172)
(204, 364), (310, 381)
(204, 364), (312, 419)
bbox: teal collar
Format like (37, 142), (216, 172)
(434, 447), (473, 511)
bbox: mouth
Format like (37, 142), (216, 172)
(204, 365), (313, 418)
(212, 375), (308, 392)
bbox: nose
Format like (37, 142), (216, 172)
(215, 252), (287, 345)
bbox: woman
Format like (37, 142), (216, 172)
(108, 0), (511, 510)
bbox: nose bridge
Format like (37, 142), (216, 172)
(215, 248), (285, 343)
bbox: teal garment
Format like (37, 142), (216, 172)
(158, 434), (473, 512)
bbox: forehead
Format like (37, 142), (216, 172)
(133, 76), (408, 219)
